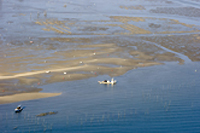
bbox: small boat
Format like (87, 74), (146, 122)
(15, 105), (23, 113)
(98, 78), (117, 85)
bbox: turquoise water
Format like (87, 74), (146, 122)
(1, 62), (200, 133)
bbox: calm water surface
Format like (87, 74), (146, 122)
(1, 62), (200, 133)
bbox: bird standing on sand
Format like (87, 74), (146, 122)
(46, 71), (51, 74)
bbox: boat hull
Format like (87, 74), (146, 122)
(15, 109), (23, 113)
(98, 81), (117, 85)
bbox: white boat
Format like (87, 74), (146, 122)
(15, 105), (23, 113)
(98, 78), (117, 85)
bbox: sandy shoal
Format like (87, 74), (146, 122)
(0, 65), (87, 80)
(0, 38), (187, 105)
(0, 92), (61, 104)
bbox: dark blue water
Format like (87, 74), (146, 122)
(1, 62), (200, 133)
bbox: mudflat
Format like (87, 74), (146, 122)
(0, 0), (200, 104)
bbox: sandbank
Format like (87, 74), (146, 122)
(1, 0), (200, 105)
(0, 92), (61, 105)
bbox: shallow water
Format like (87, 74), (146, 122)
(1, 62), (200, 133)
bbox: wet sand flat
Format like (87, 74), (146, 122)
(0, 0), (200, 104)
(0, 92), (61, 104)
